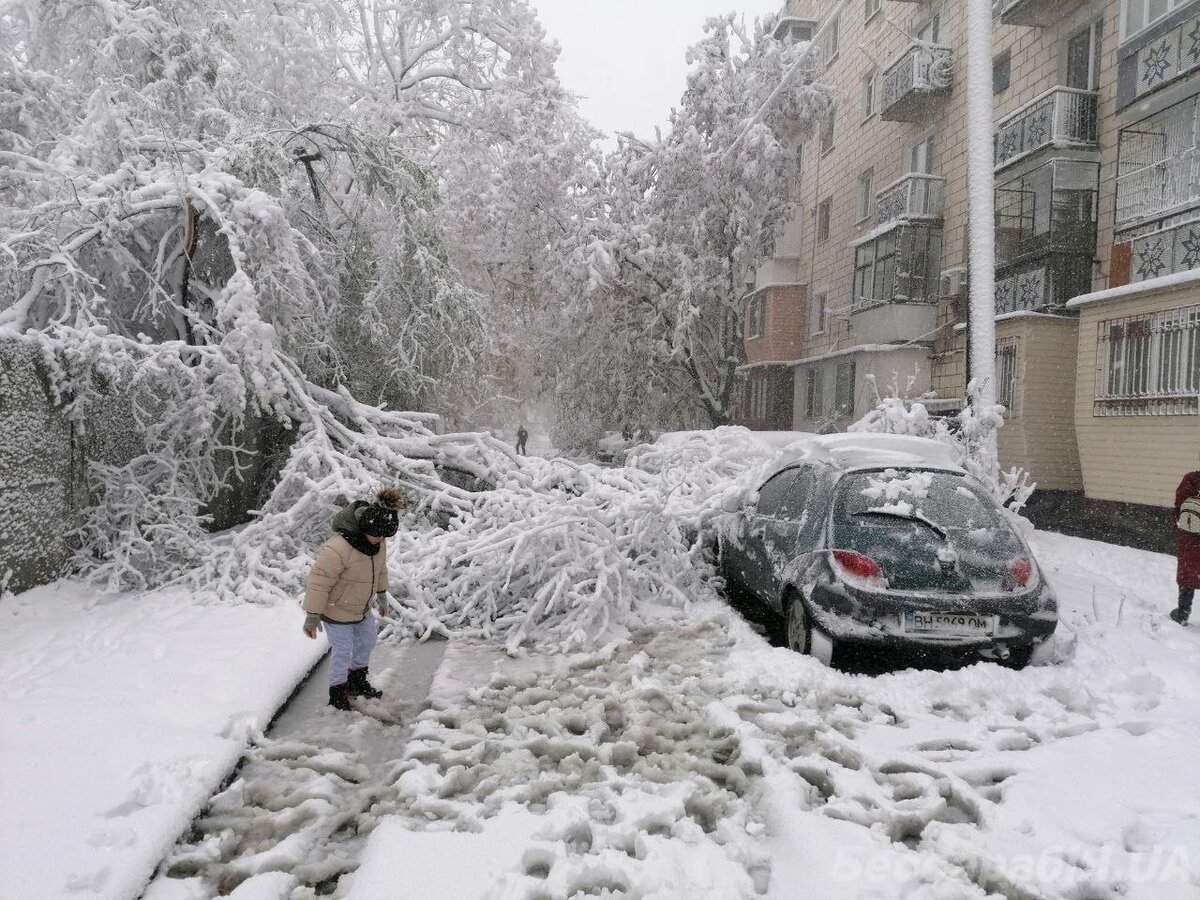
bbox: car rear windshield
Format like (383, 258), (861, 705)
(830, 469), (1026, 593)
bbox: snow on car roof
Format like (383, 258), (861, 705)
(768, 432), (965, 476)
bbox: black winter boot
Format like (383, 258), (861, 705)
(347, 667), (383, 699)
(328, 682), (354, 710)
(1171, 589), (1194, 624)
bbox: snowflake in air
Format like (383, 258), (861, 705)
(1136, 239), (1166, 279)
(1143, 41), (1173, 86)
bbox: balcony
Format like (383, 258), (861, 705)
(875, 173), (945, 228)
(992, 0), (1087, 27)
(851, 225), (942, 314)
(995, 159), (1100, 268)
(881, 44), (953, 123)
(994, 87), (1098, 171)
(994, 254), (1092, 314)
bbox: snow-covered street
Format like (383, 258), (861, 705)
(4, 528), (1198, 900)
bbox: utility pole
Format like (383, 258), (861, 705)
(966, 0), (998, 455)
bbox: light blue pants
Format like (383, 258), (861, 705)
(325, 616), (378, 686)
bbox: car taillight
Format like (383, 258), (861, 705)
(832, 550), (884, 583)
(1006, 556), (1033, 590)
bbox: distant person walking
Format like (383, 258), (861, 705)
(302, 486), (405, 708)
(1170, 467), (1200, 625)
(516, 424), (528, 455)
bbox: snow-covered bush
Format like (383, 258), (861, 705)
(850, 375), (1035, 513)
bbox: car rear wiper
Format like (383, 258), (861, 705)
(853, 508), (948, 540)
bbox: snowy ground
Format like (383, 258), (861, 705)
(3, 530), (1198, 900)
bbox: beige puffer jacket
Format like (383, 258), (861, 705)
(302, 536), (389, 623)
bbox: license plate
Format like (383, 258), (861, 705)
(902, 611), (998, 636)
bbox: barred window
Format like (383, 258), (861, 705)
(1095, 304), (1200, 416)
(996, 338), (1018, 413)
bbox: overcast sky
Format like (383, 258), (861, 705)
(528, 1), (786, 141)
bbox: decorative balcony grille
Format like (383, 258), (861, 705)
(875, 173), (945, 228)
(1119, 12), (1200, 106)
(994, 255), (1092, 314)
(881, 45), (953, 122)
(1115, 95), (1200, 227)
(1128, 218), (1200, 282)
(1094, 304), (1200, 416)
(994, 87), (1098, 170)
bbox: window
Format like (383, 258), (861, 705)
(755, 469), (798, 515)
(857, 168), (874, 222)
(916, 14), (940, 44)
(810, 291), (828, 334)
(1066, 23), (1102, 91)
(817, 198), (832, 243)
(907, 134), (935, 174)
(777, 468), (818, 518)
(747, 293), (765, 339)
(993, 51), (1011, 94)
(1122, 0), (1186, 40)
(1096, 304), (1200, 415)
(747, 374), (769, 421)
(864, 0), (881, 21)
(996, 338), (1019, 413)
(862, 68), (876, 118)
(820, 111), (836, 155)
(818, 14), (840, 67)
(835, 360), (857, 415)
(853, 226), (943, 309)
(805, 368), (825, 418)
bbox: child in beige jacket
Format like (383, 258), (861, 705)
(303, 487), (405, 709)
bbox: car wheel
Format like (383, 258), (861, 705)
(785, 594), (811, 655)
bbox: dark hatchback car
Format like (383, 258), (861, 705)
(718, 435), (1058, 668)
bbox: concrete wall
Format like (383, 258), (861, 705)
(995, 315), (1085, 491)
(792, 344), (932, 431)
(744, 285), (809, 365)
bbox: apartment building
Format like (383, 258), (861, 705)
(740, 0), (1200, 515)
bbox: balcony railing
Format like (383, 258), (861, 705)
(1128, 218), (1200, 283)
(875, 173), (945, 228)
(994, 254), (1092, 314)
(881, 44), (953, 123)
(1116, 152), (1200, 226)
(994, 87), (1098, 170)
(1115, 97), (1200, 227)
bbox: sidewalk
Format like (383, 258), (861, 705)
(0, 582), (326, 900)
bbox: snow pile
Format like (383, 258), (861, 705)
(851, 376), (1035, 512)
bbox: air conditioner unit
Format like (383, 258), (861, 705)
(939, 266), (968, 297)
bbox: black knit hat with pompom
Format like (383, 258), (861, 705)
(356, 486), (405, 537)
